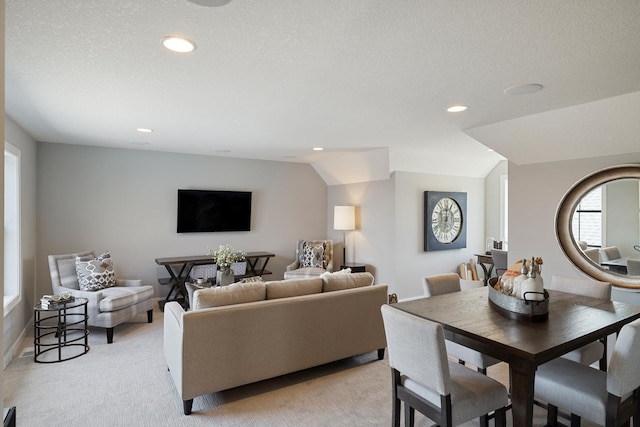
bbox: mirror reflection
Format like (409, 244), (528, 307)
(571, 179), (640, 277)
(556, 164), (640, 288)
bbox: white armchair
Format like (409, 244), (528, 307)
(284, 240), (333, 279)
(48, 251), (154, 343)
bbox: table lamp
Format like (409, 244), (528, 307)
(334, 206), (356, 264)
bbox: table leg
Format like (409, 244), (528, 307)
(509, 362), (536, 427)
(247, 256), (271, 276)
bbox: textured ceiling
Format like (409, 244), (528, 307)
(6, 1), (640, 177)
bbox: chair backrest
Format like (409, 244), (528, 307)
(491, 249), (508, 276)
(381, 304), (451, 396)
(599, 246), (622, 262)
(549, 274), (612, 300)
(48, 251), (94, 291)
(607, 318), (640, 397)
(295, 240), (333, 271)
(583, 248), (601, 264)
(627, 259), (640, 276)
(422, 273), (461, 297)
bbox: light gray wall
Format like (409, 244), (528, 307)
(508, 153), (640, 303)
(393, 171), (485, 299)
(36, 143), (328, 301)
(605, 179), (639, 258)
(327, 178), (395, 286)
(328, 171), (486, 300)
(3, 116), (37, 367)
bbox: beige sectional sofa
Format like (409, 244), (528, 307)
(163, 272), (388, 415)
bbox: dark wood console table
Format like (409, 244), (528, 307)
(155, 252), (275, 310)
(475, 253), (494, 286)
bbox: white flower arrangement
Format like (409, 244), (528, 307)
(208, 244), (246, 269)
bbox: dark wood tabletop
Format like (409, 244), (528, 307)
(392, 286), (640, 427)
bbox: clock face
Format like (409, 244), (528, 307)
(431, 197), (462, 243)
(424, 191), (467, 251)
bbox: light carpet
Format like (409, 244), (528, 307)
(4, 304), (595, 426)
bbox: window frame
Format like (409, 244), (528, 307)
(4, 142), (22, 315)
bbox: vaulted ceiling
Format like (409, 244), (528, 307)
(6, 1), (640, 178)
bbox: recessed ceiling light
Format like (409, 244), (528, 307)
(504, 83), (544, 96)
(313, 147), (324, 151)
(136, 128), (153, 133)
(188, 0), (232, 6)
(162, 36), (196, 53)
(447, 105), (469, 113)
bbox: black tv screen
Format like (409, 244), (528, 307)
(177, 190), (252, 233)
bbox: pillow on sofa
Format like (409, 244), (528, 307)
(193, 282), (266, 310)
(75, 251), (116, 291)
(265, 277), (323, 300)
(301, 241), (326, 268)
(322, 272), (374, 292)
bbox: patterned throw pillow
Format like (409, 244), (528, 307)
(301, 241), (326, 268)
(76, 251), (116, 291)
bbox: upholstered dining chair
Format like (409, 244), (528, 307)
(48, 251), (154, 343)
(491, 249), (508, 277)
(284, 240), (333, 279)
(422, 273), (501, 377)
(381, 304), (508, 427)
(584, 248), (601, 264)
(548, 274), (612, 370)
(534, 318), (640, 427)
(599, 246), (622, 262)
(627, 258), (640, 276)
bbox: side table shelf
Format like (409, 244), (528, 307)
(33, 298), (89, 363)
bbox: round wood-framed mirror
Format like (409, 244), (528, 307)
(555, 164), (640, 289)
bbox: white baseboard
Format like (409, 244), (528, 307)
(4, 316), (33, 369)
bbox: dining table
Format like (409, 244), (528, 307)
(391, 286), (640, 427)
(600, 256), (629, 274)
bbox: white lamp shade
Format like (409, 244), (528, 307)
(334, 206), (355, 230)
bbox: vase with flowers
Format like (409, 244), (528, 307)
(208, 244), (246, 286)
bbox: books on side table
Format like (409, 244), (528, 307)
(40, 294), (75, 309)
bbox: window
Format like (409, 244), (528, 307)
(500, 175), (508, 247)
(572, 186), (602, 248)
(4, 142), (21, 314)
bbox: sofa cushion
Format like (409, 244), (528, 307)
(193, 282), (266, 310)
(322, 272), (375, 292)
(301, 241), (326, 268)
(76, 251), (116, 291)
(265, 277), (323, 300)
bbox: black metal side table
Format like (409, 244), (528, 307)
(33, 297), (89, 363)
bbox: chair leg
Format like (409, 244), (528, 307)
(147, 309), (153, 323)
(479, 414), (489, 427)
(570, 413), (581, 427)
(391, 369), (401, 427)
(404, 404), (415, 427)
(378, 348), (385, 360)
(106, 327), (114, 344)
(183, 399), (193, 415)
(547, 403), (558, 426)
(494, 407), (506, 427)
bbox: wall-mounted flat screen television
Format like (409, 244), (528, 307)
(177, 189), (252, 233)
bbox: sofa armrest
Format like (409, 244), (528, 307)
(116, 279), (143, 287)
(285, 260), (300, 271)
(163, 302), (185, 394)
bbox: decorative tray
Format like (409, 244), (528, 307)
(488, 278), (549, 322)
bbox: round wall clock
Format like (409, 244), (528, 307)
(424, 191), (467, 251)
